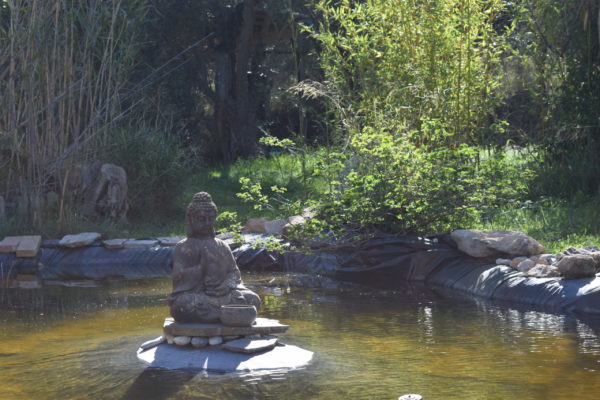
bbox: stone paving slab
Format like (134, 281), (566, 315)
(137, 342), (312, 372)
(15, 235), (42, 257)
(163, 317), (289, 337)
(0, 236), (22, 253)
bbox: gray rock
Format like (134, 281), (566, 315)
(536, 254), (554, 265)
(157, 236), (184, 246)
(288, 215), (306, 226)
(495, 258), (511, 266)
(140, 336), (166, 350)
(123, 239), (159, 248)
(283, 215), (306, 236)
(102, 238), (127, 249)
(450, 229), (546, 257)
(563, 246), (599, 255)
(510, 256), (527, 269)
(450, 229), (496, 257)
(525, 264), (561, 278)
(59, 232), (102, 247)
(173, 336), (191, 346)
(517, 259), (536, 273)
(209, 336), (223, 346)
(264, 219), (288, 236)
(191, 337), (209, 348)
(223, 336), (278, 354)
(301, 207), (315, 219)
(556, 254), (597, 279)
(591, 252), (600, 269)
(165, 334), (175, 345)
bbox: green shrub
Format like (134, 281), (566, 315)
(316, 119), (532, 235)
(104, 126), (190, 219)
(279, 0), (531, 237)
(309, 0), (507, 142)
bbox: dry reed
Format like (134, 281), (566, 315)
(0, 0), (144, 229)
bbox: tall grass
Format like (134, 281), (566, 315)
(0, 0), (145, 229)
(475, 197), (600, 253)
(182, 150), (328, 218)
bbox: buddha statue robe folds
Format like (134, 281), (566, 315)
(168, 192), (261, 323)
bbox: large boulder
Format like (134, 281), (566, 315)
(242, 217), (269, 234)
(264, 219), (288, 236)
(556, 254), (597, 279)
(69, 162), (128, 222)
(450, 229), (546, 258)
(282, 215), (306, 236)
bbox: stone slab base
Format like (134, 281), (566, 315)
(163, 317), (289, 337)
(136, 342), (313, 372)
(223, 335), (278, 354)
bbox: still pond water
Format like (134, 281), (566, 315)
(1, 274), (600, 400)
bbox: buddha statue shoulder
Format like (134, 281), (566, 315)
(168, 192), (261, 323)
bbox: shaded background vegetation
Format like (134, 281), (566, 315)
(0, 0), (599, 244)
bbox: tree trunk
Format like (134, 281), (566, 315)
(212, 0), (271, 162)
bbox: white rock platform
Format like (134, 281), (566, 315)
(136, 342), (313, 372)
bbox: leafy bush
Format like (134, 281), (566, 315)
(278, 0), (532, 237)
(309, 0), (507, 142)
(317, 119), (532, 235)
(104, 126), (190, 219)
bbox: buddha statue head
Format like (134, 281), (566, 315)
(186, 192), (218, 239)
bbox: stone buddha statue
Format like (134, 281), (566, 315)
(168, 192), (261, 323)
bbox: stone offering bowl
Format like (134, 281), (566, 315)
(220, 304), (257, 327)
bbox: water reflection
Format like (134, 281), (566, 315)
(121, 368), (198, 400)
(0, 275), (599, 399)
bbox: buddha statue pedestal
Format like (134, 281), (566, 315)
(161, 317), (289, 354)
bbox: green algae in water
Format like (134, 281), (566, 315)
(1, 276), (600, 400)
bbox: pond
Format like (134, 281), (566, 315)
(1, 273), (599, 400)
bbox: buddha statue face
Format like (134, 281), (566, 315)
(186, 192), (217, 239)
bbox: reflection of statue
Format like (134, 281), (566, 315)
(168, 192), (261, 323)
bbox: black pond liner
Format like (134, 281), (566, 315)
(1, 235), (599, 314)
(0, 243), (172, 281)
(278, 235), (600, 315)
